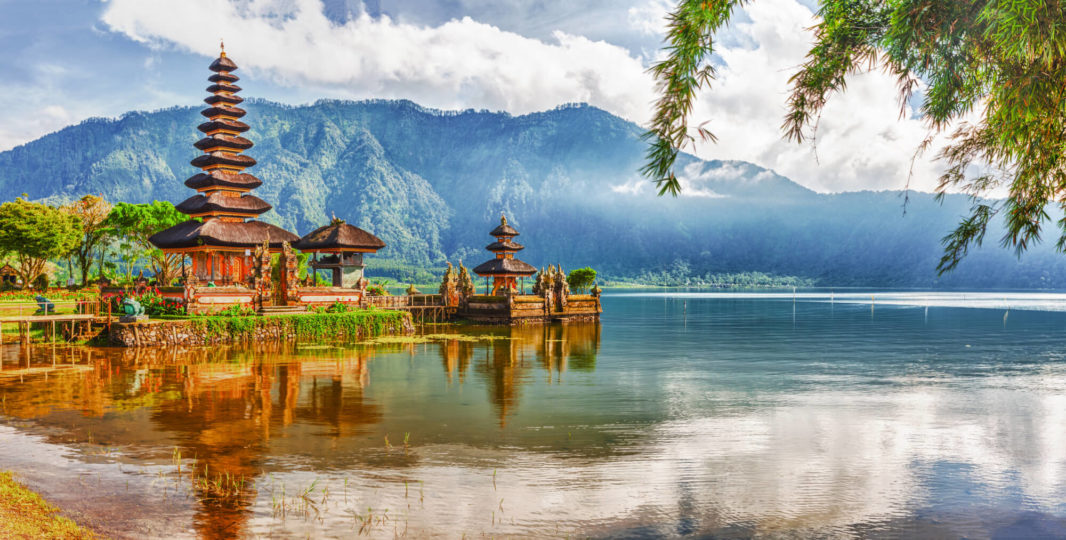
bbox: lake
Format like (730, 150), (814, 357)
(1, 291), (1065, 538)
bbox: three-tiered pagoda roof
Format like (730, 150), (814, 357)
(473, 215), (536, 277)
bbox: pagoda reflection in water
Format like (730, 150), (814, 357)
(0, 324), (600, 538)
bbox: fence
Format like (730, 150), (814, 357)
(0, 299), (102, 319)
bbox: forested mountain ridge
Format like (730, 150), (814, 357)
(1, 98), (1065, 288)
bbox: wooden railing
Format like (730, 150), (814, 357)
(363, 294), (444, 309)
(0, 299), (101, 319)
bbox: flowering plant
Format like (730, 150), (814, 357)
(103, 288), (185, 317)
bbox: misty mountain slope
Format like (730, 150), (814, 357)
(1, 98), (1064, 287)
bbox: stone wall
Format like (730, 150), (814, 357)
(458, 294), (602, 324)
(109, 312), (414, 347)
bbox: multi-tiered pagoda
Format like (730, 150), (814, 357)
(150, 45), (299, 284)
(473, 214), (536, 294)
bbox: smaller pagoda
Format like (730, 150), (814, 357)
(473, 214), (536, 295)
(294, 218), (386, 288)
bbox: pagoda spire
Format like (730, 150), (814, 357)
(150, 47), (298, 265)
(473, 214), (536, 295)
(176, 48), (273, 220)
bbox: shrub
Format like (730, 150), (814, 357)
(366, 279), (390, 297)
(326, 301), (354, 313)
(32, 275), (49, 291)
(102, 288), (185, 317)
(212, 304), (256, 317)
(567, 267), (597, 293)
(189, 309), (408, 342)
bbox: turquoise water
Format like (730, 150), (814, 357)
(1, 291), (1065, 538)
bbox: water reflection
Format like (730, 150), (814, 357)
(2, 295), (1066, 538)
(0, 323), (601, 538)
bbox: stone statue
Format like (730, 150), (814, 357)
(281, 242), (300, 303)
(275, 240), (300, 304)
(119, 296), (147, 322)
(457, 261), (475, 299)
(34, 295), (55, 315)
(439, 262), (458, 306)
(590, 283), (602, 297)
(252, 239), (272, 307)
(553, 263), (570, 311)
(438, 262), (454, 295)
(532, 267), (545, 296)
(122, 297), (145, 316)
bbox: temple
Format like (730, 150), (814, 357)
(473, 214), (536, 295)
(149, 44), (299, 284)
(449, 215), (601, 324)
(135, 43), (604, 324)
(295, 218), (385, 287)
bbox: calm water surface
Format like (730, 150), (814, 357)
(1, 292), (1066, 538)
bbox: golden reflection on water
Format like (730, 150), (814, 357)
(0, 324), (601, 538)
(3, 309), (1066, 538)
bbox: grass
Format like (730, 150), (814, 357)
(0, 471), (98, 539)
(189, 309), (409, 342)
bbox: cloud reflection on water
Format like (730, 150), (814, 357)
(1, 296), (1065, 537)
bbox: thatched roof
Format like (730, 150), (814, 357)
(486, 240), (524, 252)
(190, 152), (256, 169)
(490, 222), (519, 237)
(208, 72), (239, 84)
(175, 193), (271, 216)
(150, 219), (299, 250)
(294, 220), (386, 252)
(473, 258), (536, 276)
(200, 105), (246, 119)
(206, 83), (242, 94)
(184, 171), (262, 190)
(198, 119), (249, 134)
(204, 94), (244, 106)
(209, 55), (238, 72)
(193, 135), (253, 152)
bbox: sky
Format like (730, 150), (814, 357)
(0, 0), (950, 193)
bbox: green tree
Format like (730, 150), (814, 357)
(0, 198), (82, 288)
(63, 194), (114, 287)
(105, 201), (187, 286)
(567, 267), (597, 293)
(644, 0), (1066, 272)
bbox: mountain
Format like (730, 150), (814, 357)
(1, 98), (1065, 288)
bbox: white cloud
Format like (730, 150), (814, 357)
(0, 67), (96, 151)
(101, 0), (655, 123)
(627, 0), (672, 36)
(94, 0), (954, 194)
(686, 0), (950, 193)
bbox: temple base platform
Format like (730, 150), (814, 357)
(457, 294), (602, 325)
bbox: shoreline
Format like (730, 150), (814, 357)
(0, 470), (98, 539)
(108, 310), (414, 347)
